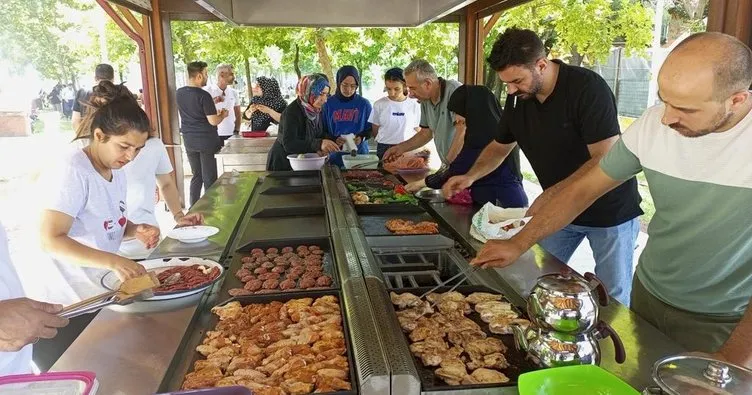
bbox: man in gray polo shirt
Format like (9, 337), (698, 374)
(383, 60), (462, 165)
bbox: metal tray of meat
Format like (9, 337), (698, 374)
(181, 289), (358, 395)
(223, 238), (339, 296)
(358, 213), (444, 237)
(250, 193), (325, 218)
(385, 285), (540, 391)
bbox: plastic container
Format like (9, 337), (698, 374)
(0, 371), (99, 395)
(287, 153), (326, 171)
(518, 365), (639, 395)
(342, 154), (379, 169)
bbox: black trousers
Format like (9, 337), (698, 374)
(186, 149), (218, 206)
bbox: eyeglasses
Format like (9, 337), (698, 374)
(340, 83), (357, 90)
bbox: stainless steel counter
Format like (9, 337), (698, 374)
(50, 171), (259, 394)
(425, 201), (685, 390)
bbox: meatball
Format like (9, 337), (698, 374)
(279, 279), (297, 290)
(261, 262), (276, 269)
(286, 273), (300, 281)
(311, 249), (325, 256)
(282, 252), (297, 259)
(235, 268), (251, 279)
(316, 275), (333, 287)
(266, 253), (279, 259)
(296, 245), (308, 252)
(273, 257), (287, 264)
(254, 289), (279, 294)
(298, 250), (310, 257)
(240, 275), (256, 283)
(254, 267), (268, 275)
(290, 259), (305, 267)
(299, 277), (316, 289)
(271, 266), (286, 274)
(251, 248), (264, 255)
(241, 262), (258, 271)
(228, 288), (253, 297)
(262, 279), (279, 289)
(304, 255), (322, 262)
(266, 247), (279, 254)
(258, 272), (281, 281)
(241, 256), (254, 264)
(308, 245), (321, 251)
(257, 256), (270, 263)
(289, 266), (306, 277)
(281, 247), (294, 254)
(244, 279), (263, 291)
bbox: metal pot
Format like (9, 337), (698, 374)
(644, 354), (752, 394)
(527, 270), (609, 334)
(512, 321), (626, 368)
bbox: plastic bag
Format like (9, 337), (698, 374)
(446, 188), (472, 205)
(470, 202), (532, 243)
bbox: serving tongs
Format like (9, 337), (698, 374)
(351, 160), (382, 169)
(411, 265), (480, 308)
(59, 272), (160, 319)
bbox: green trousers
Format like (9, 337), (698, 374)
(631, 275), (741, 353)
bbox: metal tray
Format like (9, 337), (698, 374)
(222, 237), (339, 296)
(384, 285), (540, 391)
(358, 213), (444, 237)
(265, 170), (321, 179)
(182, 289), (358, 395)
(237, 215), (329, 243)
(260, 184), (322, 195)
(251, 206), (325, 218)
(259, 173), (322, 195)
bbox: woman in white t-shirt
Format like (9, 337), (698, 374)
(368, 68), (422, 159)
(39, 81), (160, 305)
(119, 136), (203, 259)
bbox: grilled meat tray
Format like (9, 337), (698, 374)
(181, 289), (358, 395)
(358, 213), (445, 237)
(384, 285), (540, 391)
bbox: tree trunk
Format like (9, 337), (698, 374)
(314, 29), (335, 86)
(569, 45), (584, 67)
(293, 44), (302, 80)
(244, 56), (252, 99)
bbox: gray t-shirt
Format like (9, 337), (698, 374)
(419, 78), (462, 164)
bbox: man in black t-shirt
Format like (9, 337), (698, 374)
(444, 28), (642, 306)
(176, 61), (228, 206)
(72, 64), (114, 131)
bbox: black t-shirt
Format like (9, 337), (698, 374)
(496, 60), (642, 227)
(176, 86), (220, 151)
(72, 89), (91, 115)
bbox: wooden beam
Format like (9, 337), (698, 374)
(482, 12), (502, 38)
(141, 14), (158, 125)
(707, 0), (752, 48)
(463, 3), (480, 84)
(116, 4), (144, 36)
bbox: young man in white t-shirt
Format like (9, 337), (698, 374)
(368, 67), (421, 159)
(204, 64), (241, 143)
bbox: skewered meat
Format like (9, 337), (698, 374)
(385, 218), (440, 235)
(465, 292), (503, 305)
(316, 275), (332, 287)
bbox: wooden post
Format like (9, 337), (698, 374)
(707, 0), (752, 48)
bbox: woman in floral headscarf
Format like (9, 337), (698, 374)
(266, 73), (340, 171)
(243, 76), (288, 132)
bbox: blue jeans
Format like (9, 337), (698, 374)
(538, 218), (639, 306)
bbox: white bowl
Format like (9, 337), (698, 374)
(167, 225), (219, 243)
(342, 154), (380, 169)
(287, 153), (326, 171)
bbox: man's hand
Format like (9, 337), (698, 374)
(213, 95), (225, 104)
(0, 298), (69, 352)
(442, 175), (475, 198)
(383, 145), (405, 162)
(471, 239), (527, 269)
(354, 136), (363, 145)
(108, 255), (147, 281)
(134, 224), (160, 249)
(218, 108), (229, 119)
(335, 136), (346, 146)
(526, 197), (544, 217)
(320, 139), (340, 154)
(176, 213), (204, 227)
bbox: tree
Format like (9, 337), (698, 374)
(0, 0), (94, 84)
(104, 20), (138, 82)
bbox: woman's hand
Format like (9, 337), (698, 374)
(256, 104), (271, 114)
(176, 213), (204, 227)
(134, 224), (160, 249)
(108, 255), (147, 282)
(320, 139), (340, 154)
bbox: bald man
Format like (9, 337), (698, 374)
(468, 31), (752, 364)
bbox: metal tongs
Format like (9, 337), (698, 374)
(59, 272), (160, 319)
(411, 265), (480, 308)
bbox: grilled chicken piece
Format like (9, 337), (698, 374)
(317, 368), (348, 379)
(474, 301), (513, 315)
(385, 219), (439, 235)
(212, 301), (243, 321)
(489, 317), (531, 335)
(465, 337), (506, 358)
(390, 291), (421, 309)
(436, 299), (466, 315)
(281, 379), (314, 395)
(315, 376), (352, 392)
(465, 292), (503, 305)
(182, 367), (224, 389)
(469, 368), (510, 384)
(447, 328), (486, 348)
(435, 358), (468, 385)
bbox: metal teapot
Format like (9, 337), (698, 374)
(527, 270), (609, 334)
(512, 321), (626, 368)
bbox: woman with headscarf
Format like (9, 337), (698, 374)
(323, 65), (373, 167)
(266, 73), (340, 171)
(243, 76), (288, 132)
(405, 85), (528, 207)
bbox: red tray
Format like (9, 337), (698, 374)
(241, 131), (269, 138)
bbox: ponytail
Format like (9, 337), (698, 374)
(73, 81), (152, 142)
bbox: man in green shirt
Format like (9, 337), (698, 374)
(469, 32), (752, 366)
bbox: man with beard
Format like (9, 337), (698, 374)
(177, 61), (228, 205)
(465, 32), (752, 364)
(445, 28), (642, 306)
(204, 64), (241, 142)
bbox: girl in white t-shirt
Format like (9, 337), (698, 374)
(368, 68), (422, 159)
(39, 81), (160, 305)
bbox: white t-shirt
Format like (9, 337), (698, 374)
(39, 149), (128, 305)
(123, 138), (173, 226)
(0, 222), (32, 376)
(204, 84), (239, 136)
(368, 96), (421, 145)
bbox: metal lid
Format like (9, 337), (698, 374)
(537, 272), (590, 295)
(653, 354), (752, 395)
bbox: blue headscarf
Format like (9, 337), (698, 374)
(335, 65), (361, 102)
(297, 73), (329, 120)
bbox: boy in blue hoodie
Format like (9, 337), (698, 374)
(323, 65), (373, 167)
